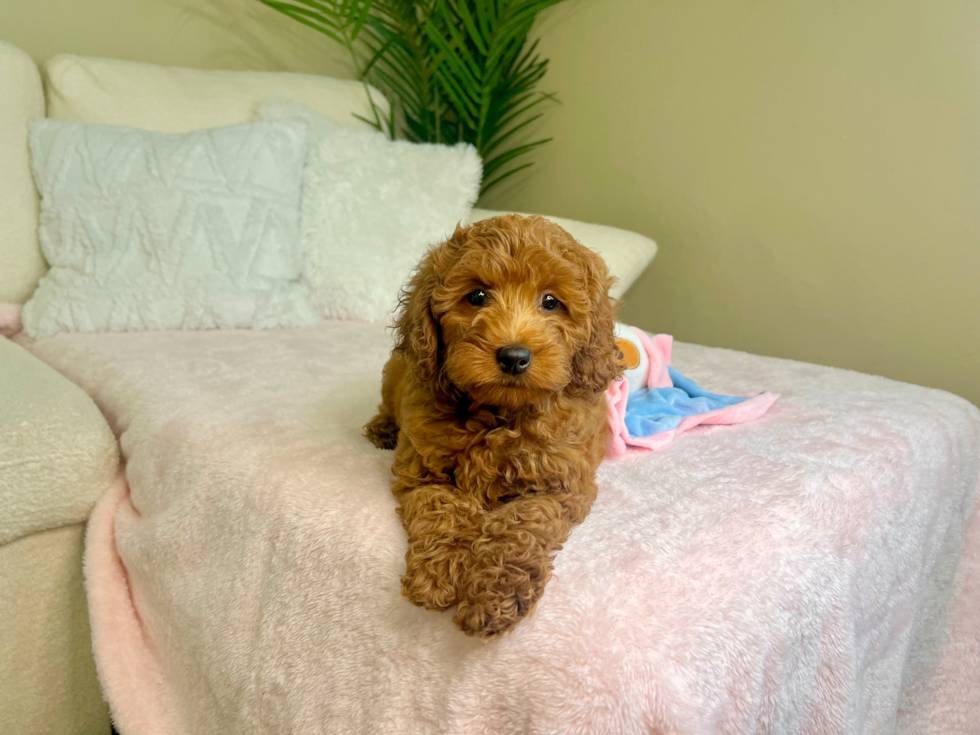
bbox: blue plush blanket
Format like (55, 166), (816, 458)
(624, 367), (751, 438)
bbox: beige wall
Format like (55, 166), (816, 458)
(484, 0), (979, 406)
(0, 0), (350, 75)
(2, 0), (977, 405)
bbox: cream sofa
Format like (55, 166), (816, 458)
(0, 338), (118, 734)
(0, 40), (657, 733)
(0, 41), (120, 735)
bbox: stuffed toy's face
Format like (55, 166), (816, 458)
(614, 323), (649, 394)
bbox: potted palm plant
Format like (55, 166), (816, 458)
(260, 0), (567, 195)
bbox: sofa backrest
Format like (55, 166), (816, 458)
(43, 54), (385, 134)
(0, 47), (386, 306)
(0, 42), (46, 305)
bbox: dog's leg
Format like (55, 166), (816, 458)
(398, 484), (483, 611)
(364, 412), (399, 449)
(453, 493), (586, 639)
(364, 354), (404, 449)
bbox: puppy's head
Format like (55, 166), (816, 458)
(395, 214), (621, 409)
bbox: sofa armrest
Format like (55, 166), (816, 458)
(0, 338), (119, 545)
(467, 208), (657, 298)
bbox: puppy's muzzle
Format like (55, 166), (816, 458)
(496, 345), (532, 375)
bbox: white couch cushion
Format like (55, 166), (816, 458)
(43, 54), (385, 134)
(259, 99), (482, 323)
(0, 42), (46, 305)
(24, 119), (318, 337)
(468, 209), (657, 299)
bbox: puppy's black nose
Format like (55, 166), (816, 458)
(497, 345), (532, 375)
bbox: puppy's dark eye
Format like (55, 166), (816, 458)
(541, 294), (560, 311)
(466, 289), (487, 306)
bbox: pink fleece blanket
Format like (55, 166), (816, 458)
(23, 323), (980, 734)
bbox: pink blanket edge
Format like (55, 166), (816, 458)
(86, 476), (179, 735)
(922, 493), (980, 730)
(0, 303), (23, 338)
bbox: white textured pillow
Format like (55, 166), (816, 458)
(258, 99), (482, 322)
(24, 119), (318, 338)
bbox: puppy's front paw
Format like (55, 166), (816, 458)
(364, 413), (399, 449)
(453, 558), (551, 638)
(401, 544), (461, 611)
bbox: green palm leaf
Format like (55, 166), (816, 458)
(482, 137), (551, 180)
(262, 0), (568, 194)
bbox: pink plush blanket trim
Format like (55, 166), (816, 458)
(926, 504), (980, 729)
(606, 331), (780, 459)
(0, 303), (22, 338)
(86, 477), (179, 735)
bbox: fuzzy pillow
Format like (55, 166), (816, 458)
(23, 119), (318, 338)
(258, 99), (482, 322)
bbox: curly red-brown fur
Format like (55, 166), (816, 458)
(364, 215), (621, 638)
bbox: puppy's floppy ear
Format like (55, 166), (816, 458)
(568, 246), (622, 395)
(394, 224), (467, 383)
(395, 251), (441, 383)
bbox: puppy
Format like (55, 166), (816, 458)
(365, 214), (621, 638)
